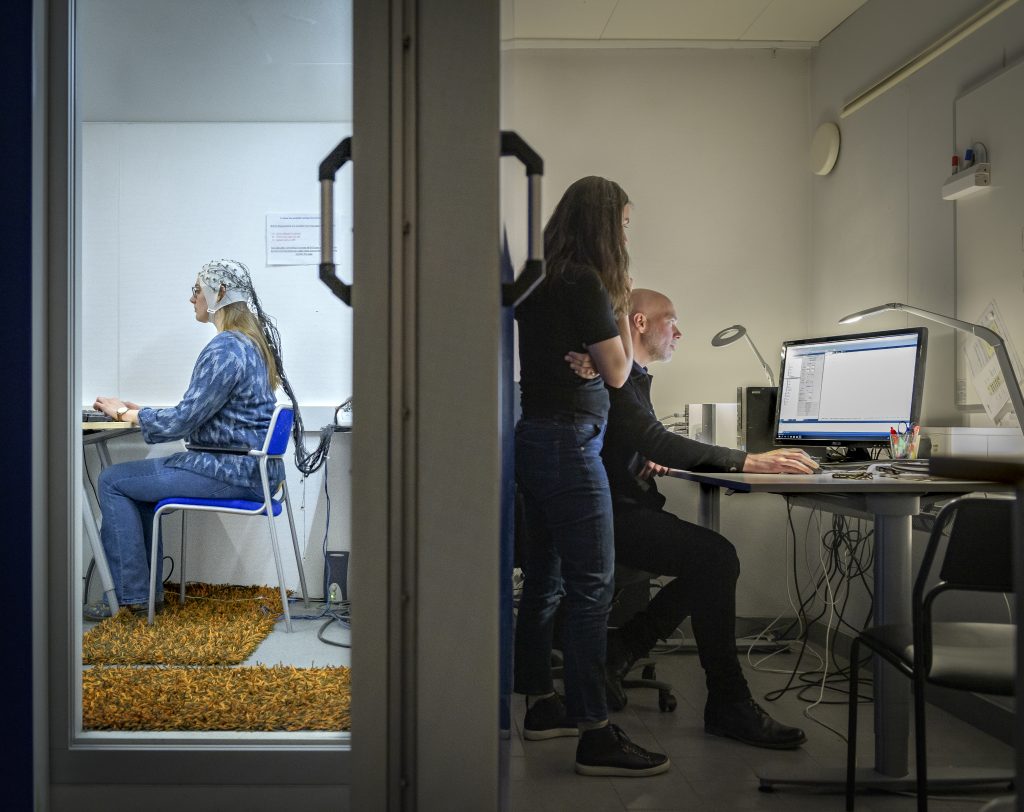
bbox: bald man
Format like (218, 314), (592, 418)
(567, 288), (816, 750)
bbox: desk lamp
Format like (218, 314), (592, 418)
(839, 302), (1024, 434)
(711, 324), (775, 387)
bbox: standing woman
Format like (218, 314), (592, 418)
(85, 260), (288, 620)
(513, 177), (669, 776)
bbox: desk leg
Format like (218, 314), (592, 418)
(95, 441), (114, 468)
(867, 496), (917, 778)
(83, 438), (121, 615)
(82, 500), (118, 614)
(698, 483), (720, 533)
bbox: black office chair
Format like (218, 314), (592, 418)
(845, 495), (1016, 812)
(608, 565), (678, 712)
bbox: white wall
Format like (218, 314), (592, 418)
(809, 0), (1024, 626)
(82, 121), (352, 408)
(809, 0), (1024, 428)
(80, 122), (354, 594)
(501, 45), (812, 614)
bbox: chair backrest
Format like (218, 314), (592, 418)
(263, 405), (294, 457)
(915, 496), (1015, 605)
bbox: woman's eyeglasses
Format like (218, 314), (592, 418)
(191, 284), (202, 297)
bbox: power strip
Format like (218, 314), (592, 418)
(656, 636), (791, 654)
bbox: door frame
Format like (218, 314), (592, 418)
(41, 0), (502, 808)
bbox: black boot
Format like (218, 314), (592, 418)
(522, 693), (578, 741)
(605, 629), (639, 711)
(704, 697), (807, 750)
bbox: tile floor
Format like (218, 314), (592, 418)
(83, 599), (1012, 809)
(506, 643), (1015, 812)
(242, 600), (351, 668)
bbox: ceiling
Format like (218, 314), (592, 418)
(77, 0), (869, 122)
(502, 0), (869, 46)
(78, 0), (352, 121)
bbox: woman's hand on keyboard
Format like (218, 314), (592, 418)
(743, 448), (819, 475)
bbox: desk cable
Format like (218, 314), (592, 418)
(756, 501), (876, 742)
(284, 454), (351, 646)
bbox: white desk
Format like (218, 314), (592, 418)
(669, 465), (1013, 793)
(82, 422), (137, 613)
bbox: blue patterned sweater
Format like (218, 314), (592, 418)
(137, 330), (283, 492)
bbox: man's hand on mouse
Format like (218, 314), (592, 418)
(743, 448), (819, 475)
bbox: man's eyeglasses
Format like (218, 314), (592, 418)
(191, 284), (202, 297)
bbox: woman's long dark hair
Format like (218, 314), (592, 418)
(542, 176), (631, 316)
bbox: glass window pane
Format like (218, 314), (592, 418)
(76, 0), (353, 742)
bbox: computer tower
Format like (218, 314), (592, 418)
(737, 386), (778, 452)
(685, 402), (738, 446)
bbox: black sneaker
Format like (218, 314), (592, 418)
(575, 724), (670, 777)
(605, 629), (639, 711)
(523, 693), (578, 741)
(704, 697), (807, 749)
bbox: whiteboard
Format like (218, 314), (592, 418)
(955, 60), (1024, 419)
(81, 122), (353, 411)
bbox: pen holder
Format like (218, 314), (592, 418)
(889, 428), (920, 460)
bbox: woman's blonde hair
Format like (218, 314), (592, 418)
(542, 176), (631, 316)
(216, 302), (281, 391)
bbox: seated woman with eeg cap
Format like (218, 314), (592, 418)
(86, 260), (286, 620)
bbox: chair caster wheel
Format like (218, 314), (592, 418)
(658, 690), (676, 712)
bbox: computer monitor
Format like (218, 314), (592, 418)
(773, 327), (927, 454)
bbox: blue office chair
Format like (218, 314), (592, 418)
(146, 404), (310, 630)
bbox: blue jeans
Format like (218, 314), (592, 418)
(513, 417), (614, 724)
(98, 457), (262, 605)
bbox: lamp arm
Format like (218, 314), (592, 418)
(899, 304), (1024, 431)
(895, 303), (989, 335)
(743, 334), (776, 388)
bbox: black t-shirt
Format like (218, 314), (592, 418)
(515, 265), (620, 421)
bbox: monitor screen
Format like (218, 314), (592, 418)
(773, 327), (927, 446)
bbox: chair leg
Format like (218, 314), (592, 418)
(281, 481), (309, 608)
(148, 511), (163, 625)
(179, 513), (187, 606)
(846, 638), (861, 811)
(913, 672), (928, 812)
(266, 512), (293, 632)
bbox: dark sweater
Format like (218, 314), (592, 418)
(602, 362), (747, 511)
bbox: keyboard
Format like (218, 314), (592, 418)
(82, 409), (113, 423)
